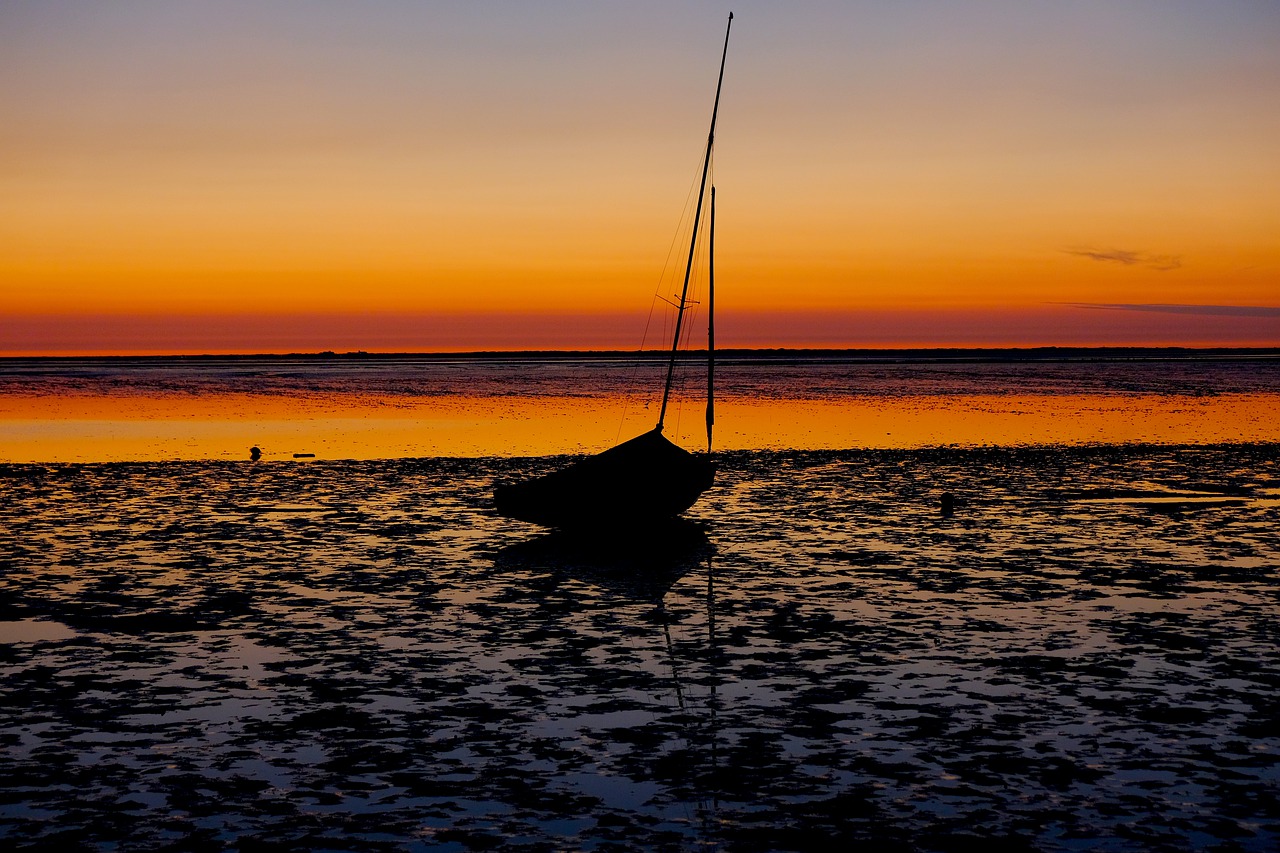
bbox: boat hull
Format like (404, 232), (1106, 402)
(494, 429), (716, 530)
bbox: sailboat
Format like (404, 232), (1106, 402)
(494, 13), (733, 531)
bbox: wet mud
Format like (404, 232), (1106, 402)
(1, 444), (1278, 850)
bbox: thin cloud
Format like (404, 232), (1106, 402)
(1061, 303), (1280, 318)
(1065, 247), (1182, 271)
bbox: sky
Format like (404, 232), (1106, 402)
(2, 0), (1278, 354)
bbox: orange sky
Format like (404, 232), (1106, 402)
(2, 2), (1278, 354)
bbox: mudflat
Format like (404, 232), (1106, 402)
(2, 444), (1278, 850)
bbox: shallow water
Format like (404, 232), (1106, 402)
(3, 354), (1280, 460)
(2, 445), (1278, 850)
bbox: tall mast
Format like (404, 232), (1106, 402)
(657, 11), (733, 433)
(706, 186), (715, 452)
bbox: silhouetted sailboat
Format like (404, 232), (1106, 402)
(495, 13), (733, 531)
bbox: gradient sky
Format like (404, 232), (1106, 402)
(2, 0), (1278, 354)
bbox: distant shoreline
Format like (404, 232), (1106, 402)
(3, 346), (1279, 365)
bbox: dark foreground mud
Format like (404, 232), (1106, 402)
(1, 445), (1278, 851)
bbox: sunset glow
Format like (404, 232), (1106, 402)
(2, 2), (1278, 354)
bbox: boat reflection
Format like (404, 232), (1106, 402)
(493, 518), (714, 604)
(496, 520), (724, 839)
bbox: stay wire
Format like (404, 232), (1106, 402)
(616, 147), (713, 444)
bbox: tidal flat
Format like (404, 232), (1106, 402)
(1, 444), (1279, 850)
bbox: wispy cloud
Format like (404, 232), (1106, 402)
(1065, 247), (1182, 271)
(1061, 303), (1280, 318)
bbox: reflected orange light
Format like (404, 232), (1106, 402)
(3, 391), (1277, 463)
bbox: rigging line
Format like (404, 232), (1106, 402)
(658, 11), (733, 432)
(670, 301), (704, 439)
(663, 219), (710, 426)
(639, 142), (712, 354)
(669, 254), (708, 442)
(662, 154), (714, 443)
(638, 146), (709, 354)
(617, 141), (718, 445)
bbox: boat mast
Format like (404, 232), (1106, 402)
(706, 185), (715, 452)
(657, 11), (733, 433)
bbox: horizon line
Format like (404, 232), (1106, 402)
(5, 345), (1280, 362)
